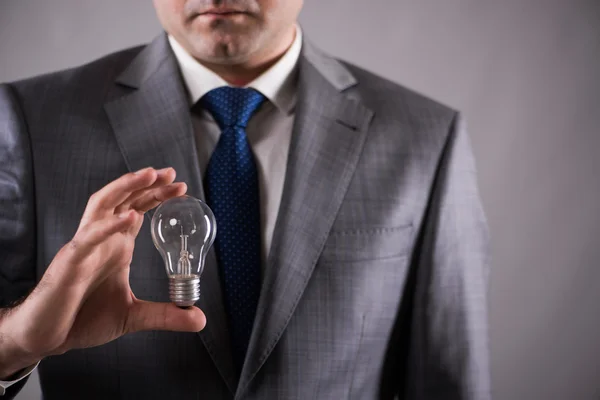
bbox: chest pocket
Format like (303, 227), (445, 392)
(319, 224), (414, 264)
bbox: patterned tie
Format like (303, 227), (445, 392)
(201, 87), (266, 373)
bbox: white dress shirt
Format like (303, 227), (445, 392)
(0, 28), (302, 395)
(168, 26), (302, 266)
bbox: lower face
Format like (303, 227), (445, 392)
(156, 0), (294, 66)
(187, 11), (266, 63)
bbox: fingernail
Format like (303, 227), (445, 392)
(118, 211), (129, 218)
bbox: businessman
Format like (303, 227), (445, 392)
(0, 0), (491, 399)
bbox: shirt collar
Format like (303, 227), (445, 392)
(168, 25), (302, 115)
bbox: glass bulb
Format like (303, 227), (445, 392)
(150, 195), (216, 307)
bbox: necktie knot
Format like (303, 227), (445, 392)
(200, 87), (266, 129)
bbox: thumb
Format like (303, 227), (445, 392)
(126, 300), (206, 333)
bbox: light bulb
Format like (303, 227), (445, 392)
(150, 195), (216, 307)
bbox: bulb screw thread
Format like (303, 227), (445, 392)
(169, 276), (200, 308)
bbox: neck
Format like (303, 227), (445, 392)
(201, 27), (296, 87)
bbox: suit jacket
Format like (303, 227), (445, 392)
(0, 33), (491, 399)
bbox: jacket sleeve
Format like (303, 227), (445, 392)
(0, 84), (38, 398)
(403, 113), (492, 399)
(0, 83), (37, 307)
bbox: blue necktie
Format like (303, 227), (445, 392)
(201, 87), (265, 372)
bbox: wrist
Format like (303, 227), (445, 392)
(0, 310), (41, 380)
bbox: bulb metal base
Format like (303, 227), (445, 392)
(169, 275), (200, 308)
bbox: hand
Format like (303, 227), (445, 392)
(0, 167), (206, 378)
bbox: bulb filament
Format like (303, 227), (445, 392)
(178, 233), (192, 276)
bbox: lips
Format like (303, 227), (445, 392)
(200, 8), (246, 15)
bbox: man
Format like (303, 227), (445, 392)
(0, 0), (491, 398)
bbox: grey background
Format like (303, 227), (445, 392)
(1, 0), (599, 399)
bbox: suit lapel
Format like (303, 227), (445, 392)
(104, 34), (237, 394)
(238, 41), (374, 394)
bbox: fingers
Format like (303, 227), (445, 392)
(84, 167), (158, 220)
(126, 301), (206, 333)
(115, 168), (178, 214)
(67, 210), (138, 261)
(131, 182), (187, 213)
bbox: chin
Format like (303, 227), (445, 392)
(190, 40), (255, 65)
(189, 30), (261, 63)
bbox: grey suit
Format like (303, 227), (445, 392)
(0, 33), (491, 399)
